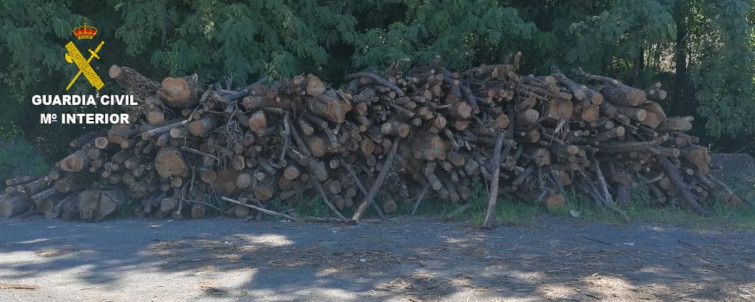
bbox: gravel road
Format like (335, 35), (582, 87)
(1, 216), (754, 301)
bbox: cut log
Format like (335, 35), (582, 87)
(580, 105), (600, 123)
(187, 117), (219, 136)
(584, 86), (604, 105)
(516, 109), (540, 126)
(5, 174), (45, 187)
(146, 108), (165, 125)
(656, 116), (694, 133)
(641, 101), (667, 128)
(157, 75), (199, 108)
(215, 169), (241, 195)
(613, 105), (647, 122)
(381, 120), (411, 138)
(382, 197), (397, 214)
(545, 99), (574, 120)
(494, 114), (510, 130)
(645, 82), (667, 101)
(601, 85), (647, 107)
(283, 165), (301, 180)
(0, 195), (32, 218)
(94, 137), (110, 149)
(20, 176), (51, 196)
(54, 174), (88, 193)
(235, 172), (253, 189)
(253, 173), (275, 201)
(543, 193), (566, 211)
(578, 69), (647, 106)
(59, 150), (90, 172)
(248, 111), (267, 134)
(551, 66), (585, 102)
(681, 145), (711, 174)
(449, 102), (473, 119)
(304, 135), (327, 158)
(78, 189), (127, 222)
(305, 74), (326, 97)
(410, 132), (446, 161)
(154, 148), (187, 178)
(307, 90), (351, 123)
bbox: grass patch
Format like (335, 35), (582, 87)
(400, 181), (543, 227)
(399, 176), (755, 230)
(227, 173), (755, 230)
(552, 176), (755, 230)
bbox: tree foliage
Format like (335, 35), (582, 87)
(2, 0), (755, 156)
(352, 0), (541, 72)
(689, 0), (755, 138)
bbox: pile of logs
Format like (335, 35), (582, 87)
(1, 56), (749, 224)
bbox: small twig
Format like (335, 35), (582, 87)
(657, 156), (711, 216)
(411, 183), (430, 216)
(339, 158), (385, 219)
(312, 181), (348, 221)
(180, 146), (221, 162)
(548, 166), (566, 196)
(591, 156), (629, 222)
(591, 156), (614, 204)
(222, 196), (299, 221)
(182, 198), (224, 213)
(279, 135), (290, 167)
(445, 203), (471, 220)
(285, 114), (312, 157)
(706, 174), (735, 195)
(222, 78), (267, 101)
(482, 132), (505, 229)
(644, 171), (666, 184)
(388, 103), (415, 117)
(189, 166), (196, 197)
(352, 137), (401, 223)
(344, 72), (405, 96)
(141, 119), (190, 139)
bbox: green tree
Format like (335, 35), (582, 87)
(352, 0), (543, 72)
(2, 0), (755, 156)
(688, 0), (755, 139)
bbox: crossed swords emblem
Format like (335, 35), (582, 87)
(64, 41), (105, 91)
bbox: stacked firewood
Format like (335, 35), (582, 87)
(1, 57), (748, 223)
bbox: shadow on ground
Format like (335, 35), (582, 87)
(1, 216), (754, 301)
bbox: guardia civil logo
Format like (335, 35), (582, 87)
(64, 22), (105, 91)
(31, 21), (135, 125)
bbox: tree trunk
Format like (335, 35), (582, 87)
(672, 0), (691, 116)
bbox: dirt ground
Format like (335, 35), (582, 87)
(0, 216), (754, 302)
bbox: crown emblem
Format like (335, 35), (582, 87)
(72, 22), (97, 40)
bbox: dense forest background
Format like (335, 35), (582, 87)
(1, 0), (754, 179)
